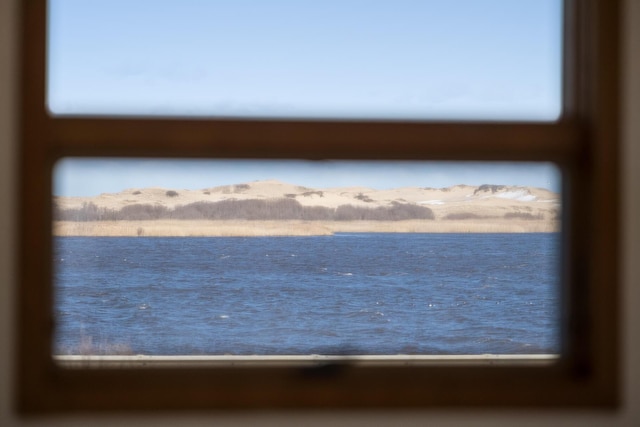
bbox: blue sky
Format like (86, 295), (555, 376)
(48, 0), (561, 120)
(54, 159), (561, 197)
(48, 1), (562, 196)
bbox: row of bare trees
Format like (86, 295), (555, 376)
(54, 199), (436, 222)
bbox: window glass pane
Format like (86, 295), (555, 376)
(53, 159), (561, 356)
(47, 1), (562, 120)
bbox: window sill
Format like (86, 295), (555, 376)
(54, 354), (559, 369)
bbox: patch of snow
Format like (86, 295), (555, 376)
(419, 200), (445, 205)
(495, 190), (537, 202)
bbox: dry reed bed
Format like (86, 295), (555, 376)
(54, 219), (559, 237)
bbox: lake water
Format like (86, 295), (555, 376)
(53, 233), (560, 355)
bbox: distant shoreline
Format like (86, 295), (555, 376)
(53, 219), (560, 237)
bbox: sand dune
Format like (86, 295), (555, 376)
(53, 181), (560, 236)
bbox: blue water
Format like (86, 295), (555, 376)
(53, 233), (560, 355)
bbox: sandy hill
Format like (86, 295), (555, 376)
(54, 180), (560, 222)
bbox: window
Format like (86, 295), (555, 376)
(18, 0), (619, 411)
(51, 158), (563, 358)
(47, 0), (562, 120)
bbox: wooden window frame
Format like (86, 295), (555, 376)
(17, 0), (619, 412)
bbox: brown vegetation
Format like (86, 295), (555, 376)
(474, 184), (507, 194)
(444, 212), (492, 220)
(55, 333), (134, 356)
(53, 218), (560, 237)
(504, 212), (544, 220)
(53, 199), (436, 222)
